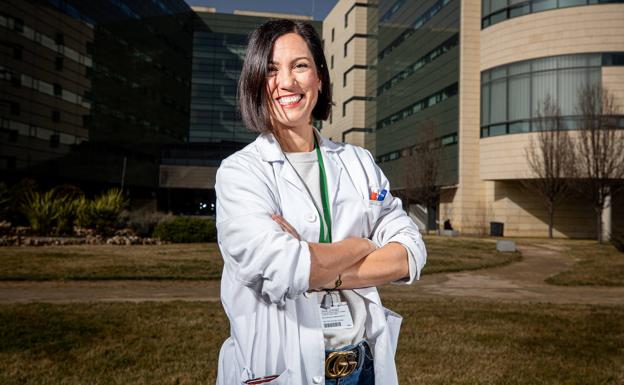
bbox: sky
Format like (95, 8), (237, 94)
(184, 0), (338, 20)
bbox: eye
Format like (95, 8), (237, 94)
(266, 66), (278, 76)
(294, 63), (309, 72)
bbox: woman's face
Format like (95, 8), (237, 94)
(266, 32), (321, 131)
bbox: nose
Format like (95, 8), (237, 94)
(276, 67), (296, 89)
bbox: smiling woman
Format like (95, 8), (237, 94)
(215, 19), (426, 385)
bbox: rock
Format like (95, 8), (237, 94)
(496, 240), (516, 252)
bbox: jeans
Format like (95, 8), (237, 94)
(325, 340), (375, 385)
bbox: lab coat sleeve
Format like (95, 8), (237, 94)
(363, 149), (427, 284)
(215, 156), (311, 306)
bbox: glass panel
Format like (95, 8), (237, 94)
(558, 0), (587, 7)
(532, 56), (557, 71)
(481, 127), (490, 137)
(491, 67), (507, 80)
(490, 79), (507, 124)
(509, 121), (530, 133)
(490, 124), (507, 136)
(509, 3), (530, 17)
(481, 83), (490, 126)
(490, 10), (507, 24)
(557, 54), (589, 69)
(558, 68), (587, 116)
(482, 0), (491, 15)
(509, 74), (530, 121)
(491, 0), (508, 13)
(509, 61), (530, 76)
(531, 70), (557, 119)
(532, 0), (557, 11)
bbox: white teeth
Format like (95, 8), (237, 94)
(278, 95), (302, 105)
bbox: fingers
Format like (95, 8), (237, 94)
(271, 214), (301, 240)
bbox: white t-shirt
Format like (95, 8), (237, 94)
(284, 149), (367, 349)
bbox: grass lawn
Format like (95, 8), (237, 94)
(0, 237), (517, 281)
(0, 299), (622, 385)
(0, 244), (223, 281)
(544, 240), (624, 286)
(421, 235), (520, 274)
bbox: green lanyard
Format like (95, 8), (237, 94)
(314, 135), (332, 244)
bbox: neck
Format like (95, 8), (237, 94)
(274, 124), (315, 152)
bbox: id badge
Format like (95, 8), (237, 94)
(319, 292), (354, 330)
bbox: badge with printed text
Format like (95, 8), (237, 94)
(319, 292), (354, 330)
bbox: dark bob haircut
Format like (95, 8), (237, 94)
(238, 19), (332, 133)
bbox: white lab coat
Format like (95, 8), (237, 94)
(215, 129), (426, 385)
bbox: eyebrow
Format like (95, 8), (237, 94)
(268, 56), (311, 64)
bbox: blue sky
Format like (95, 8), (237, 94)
(184, 0), (338, 20)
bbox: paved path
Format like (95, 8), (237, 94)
(1, 243), (623, 305)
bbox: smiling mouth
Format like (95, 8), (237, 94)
(277, 94), (304, 107)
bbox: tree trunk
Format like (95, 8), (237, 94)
(596, 205), (603, 244)
(548, 201), (554, 239)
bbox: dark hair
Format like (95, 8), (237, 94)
(238, 19), (332, 133)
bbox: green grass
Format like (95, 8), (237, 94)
(0, 299), (622, 385)
(0, 244), (223, 281)
(545, 240), (624, 286)
(0, 237), (517, 281)
(422, 235), (520, 274)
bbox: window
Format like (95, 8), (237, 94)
(331, 28), (335, 42)
(55, 32), (64, 46)
(344, 12), (349, 28)
(480, 53), (612, 137)
(344, 43), (348, 58)
(331, 55), (334, 69)
(13, 45), (22, 60)
(11, 73), (21, 88)
(13, 17), (24, 33)
(50, 133), (60, 148)
(55, 57), (64, 71)
(53, 83), (62, 97)
(10, 101), (20, 116)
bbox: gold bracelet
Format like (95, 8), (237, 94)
(333, 274), (342, 290)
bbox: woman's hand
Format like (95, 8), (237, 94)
(271, 214), (301, 240)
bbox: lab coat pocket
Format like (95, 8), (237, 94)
(383, 306), (403, 356)
(242, 369), (291, 385)
(363, 197), (383, 237)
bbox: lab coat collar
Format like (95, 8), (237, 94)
(256, 127), (343, 163)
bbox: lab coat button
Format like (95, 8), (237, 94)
(313, 375), (323, 383)
(305, 212), (317, 222)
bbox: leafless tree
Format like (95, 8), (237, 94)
(402, 120), (441, 232)
(523, 94), (576, 238)
(575, 83), (624, 243)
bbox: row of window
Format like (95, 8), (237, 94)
(481, 53), (624, 131)
(0, 13), (94, 68)
(377, 83), (458, 129)
(376, 132), (458, 164)
(481, 115), (624, 138)
(1, 117), (87, 146)
(378, 0), (452, 62)
(377, 33), (459, 97)
(482, 0), (624, 29)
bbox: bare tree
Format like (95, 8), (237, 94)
(403, 120), (441, 232)
(575, 83), (624, 243)
(523, 94), (576, 238)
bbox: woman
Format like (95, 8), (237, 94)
(215, 19), (426, 385)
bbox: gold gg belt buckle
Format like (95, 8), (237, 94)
(325, 350), (358, 378)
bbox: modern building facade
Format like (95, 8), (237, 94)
(1, 0), (195, 204)
(158, 7), (321, 215)
(324, 0), (624, 237)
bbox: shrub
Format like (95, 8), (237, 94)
(153, 216), (217, 243)
(20, 190), (58, 235)
(77, 188), (127, 234)
(124, 209), (176, 237)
